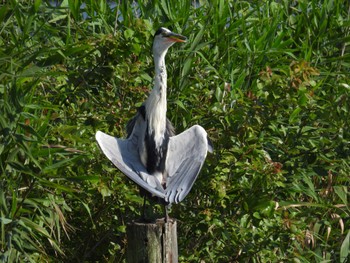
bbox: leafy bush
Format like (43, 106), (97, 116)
(0, 0), (349, 262)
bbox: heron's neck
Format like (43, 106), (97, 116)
(145, 50), (168, 145)
(154, 51), (167, 89)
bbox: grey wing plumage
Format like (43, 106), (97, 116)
(164, 125), (212, 204)
(97, 116), (212, 204)
(96, 118), (166, 199)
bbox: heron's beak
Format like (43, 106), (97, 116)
(166, 32), (187, 43)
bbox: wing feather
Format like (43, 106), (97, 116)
(96, 122), (212, 204)
(95, 131), (165, 199)
(165, 125), (210, 203)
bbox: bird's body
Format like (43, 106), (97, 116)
(131, 27), (186, 187)
(96, 27), (213, 209)
(141, 51), (169, 184)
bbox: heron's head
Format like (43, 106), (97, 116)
(152, 27), (186, 56)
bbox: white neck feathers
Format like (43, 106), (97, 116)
(145, 50), (168, 146)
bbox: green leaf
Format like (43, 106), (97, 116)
(43, 155), (82, 172)
(65, 175), (100, 183)
(140, 73), (152, 82)
(289, 107), (301, 123)
(34, 0), (42, 12)
(340, 230), (350, 263)
(174, 99), (186, 110)
(0, 217), (12, 224)
(333, 186), (348, 206)
(68, 0), (81, 20)
(0, 4), (8, 23)
(215, 86), (223, 102)
(124, 28), (134, 40)
(253, 212), (261, 219)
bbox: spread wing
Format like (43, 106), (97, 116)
(95, 122), (166, 199)
(164, 125), (213, 204)
(96, 118), (213, 204)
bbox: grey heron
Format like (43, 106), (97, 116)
(96, 27), (213, 215)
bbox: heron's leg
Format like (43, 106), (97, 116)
(164, 203), (171, 222)
(164, 205), (168, 222)
(141, 195), (147, 221)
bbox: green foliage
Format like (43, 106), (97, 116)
(0, 0), (349, 262)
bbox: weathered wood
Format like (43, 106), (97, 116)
(126, 219), (178, 263)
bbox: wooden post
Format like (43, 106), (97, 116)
(126, 219), (178, 263)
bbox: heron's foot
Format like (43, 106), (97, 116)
(164, 203), (172, 223)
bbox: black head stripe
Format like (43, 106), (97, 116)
(154, 27), (171, 38)
(154, 27), (166, 36)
